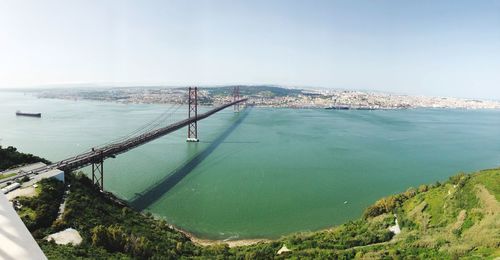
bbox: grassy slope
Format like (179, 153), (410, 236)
(0, 172), (16, 180)
(382, 169), (499, 259)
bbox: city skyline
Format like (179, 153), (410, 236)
(1, 0), (500, 99)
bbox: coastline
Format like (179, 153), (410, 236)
(168, 224), (272, 247)
(28, 87), (500, 110)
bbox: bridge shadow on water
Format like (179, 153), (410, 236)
(129, 107), (252, 211)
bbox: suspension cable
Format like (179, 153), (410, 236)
(94, 103), (183, 150)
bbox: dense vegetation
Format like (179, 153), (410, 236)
(15, 178), (65, 233)
(363, 183), (437, 218)
(5, 146), (499, 259)
(0, 145), (50, 171)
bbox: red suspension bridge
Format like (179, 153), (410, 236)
(3, 87), (246, 190)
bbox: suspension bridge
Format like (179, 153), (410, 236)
(3, 87), (246, 190)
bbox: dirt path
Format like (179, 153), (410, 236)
(5, 186), (37, 200)
(475, 185), (500, 215)
(452, 209), (467, 231)
(461, 185), (500, 248)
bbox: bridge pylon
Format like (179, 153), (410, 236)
(91, 151), (104, 191)
(233, 86), (241, 112)
(187, 87), (199, 142)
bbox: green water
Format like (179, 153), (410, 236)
(1, 91), (500, 239)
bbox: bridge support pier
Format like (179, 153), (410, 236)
(187, 87), (199, 142)
(92, 155), (104, 191)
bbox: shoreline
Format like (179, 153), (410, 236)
(114, 191), (273, 247)
(168, 224), (272, 248)
(28, 93), (500, 110)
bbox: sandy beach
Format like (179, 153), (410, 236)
(169, 225), (271, 248)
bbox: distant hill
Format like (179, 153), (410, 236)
(4, 146), (499, 259)
(203, 85), (303, 97)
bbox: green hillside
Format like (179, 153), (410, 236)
(205, 85), (303, 98)
(5, 147), (499, 259)
(0, 145), (51, 171)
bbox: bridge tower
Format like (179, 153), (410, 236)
(187, 87), (199, 142)
(233, 86), (241, 112)
(91, 151), (104, 191)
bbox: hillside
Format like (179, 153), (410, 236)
(204, 85), (303, 98)
(4, 147), (499, 259)
(0, 145), (50, 172)
(279, 169), (500, 259)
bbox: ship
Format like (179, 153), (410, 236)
(15, 111), (41, 117)
(326, 106), (378, 111)
(325, 105), (350, 110)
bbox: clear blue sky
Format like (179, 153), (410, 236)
(1, 0), (499, 99)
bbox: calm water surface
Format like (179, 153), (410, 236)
(1, 91), (499, 239)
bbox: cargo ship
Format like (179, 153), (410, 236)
(325, 105), (350, 110)
(15, 111), (41, 117)
(325, 106), (378, 110)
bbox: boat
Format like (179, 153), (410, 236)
(15, 111), (41, 117)
(355, 107), (377, 111)
(325, 105), (350, 110)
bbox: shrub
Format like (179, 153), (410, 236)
(417, 184), (429, 193)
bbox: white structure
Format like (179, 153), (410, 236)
(389, 214), (401, 235)
(46, 228), (82, 245)
(277, 244), (291, 255)
(0, 193), (47, 259)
